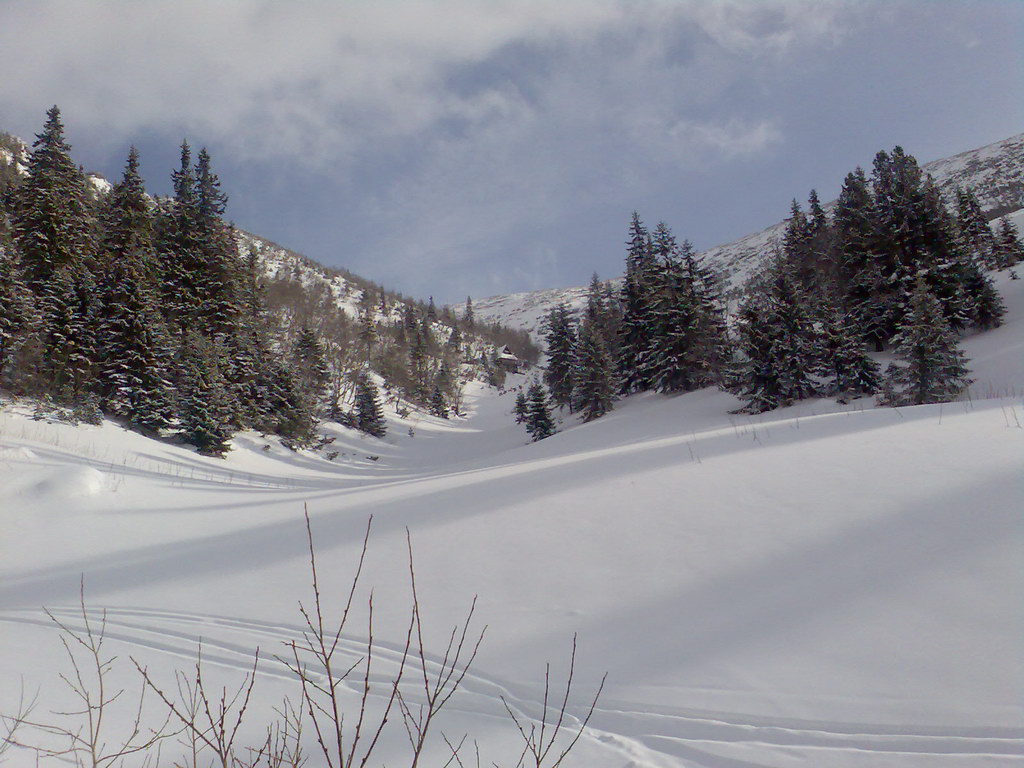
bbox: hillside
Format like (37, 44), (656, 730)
(1, 267), (1021, 768)
(473, 133), (1024, 341)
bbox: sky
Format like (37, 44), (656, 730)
(1, 1), (1022, 304)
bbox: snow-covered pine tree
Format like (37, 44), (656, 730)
(10, 106), (95, 292)
(292, 325), (331, 418)
(955, 186), (999, 269)
(94, 148), (176, 433)
(513, 391), (528, 423)
(729, 253), (817, 413)
(156, 141), (202, 334)
(178, 331), (234, 456)
(10, 107), (100, 401)
(645, 229), (727, 393)
(618, 212), (657, 393)
(833, 168), (890, 351)
(994, 218), (1024, 268)
(916, 177), (1004, 332)
(642, 225), (697, 393)
(881, 276), (972, 406)
(571, 315), (615, 422)
(524, 381), (556, 441)
(543, 303), (577, 410)
(355, 373), (387, 437)
(816, 306), (880, 397)
(407, 327), (429, 402)
(0, 219), (35, 386)
(194, 150), (242, 340)
(429, 386), (448, 418)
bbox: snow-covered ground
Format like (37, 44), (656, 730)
(2, 272), (1022, 768)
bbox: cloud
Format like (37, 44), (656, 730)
(0, 0), (861, 298)
(0, 0), (846, 164)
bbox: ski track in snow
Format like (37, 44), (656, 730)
(2, 606), (1020, 765)
(3, 275), (1023, 768)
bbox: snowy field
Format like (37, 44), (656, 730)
(2, 271), (1022, 768)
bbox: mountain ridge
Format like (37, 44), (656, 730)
(473, 132), (1024, 342)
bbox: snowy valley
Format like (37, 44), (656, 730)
(1, 120), (1023, 768)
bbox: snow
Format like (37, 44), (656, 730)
(2, 276), (1022, 766)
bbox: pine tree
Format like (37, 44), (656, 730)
(730, 254), (817, 413)
(193, 149), (241, 338)
(429, 386), (448, 418)
(292, 325), (330, 418)
(178, 332), (234, 456)
(0, 221), (35, 385)
(513, 391), (528, 424)
(11, 106), (95, 291)
(881, 276), (972, 406)
(834, 168), (889, 350)
(463, 296), (475, 330)
(543, 303), (577, 410)
(955, 186), (999, 269)
(11, 107), (100, 400)
(94, 148), (176, 432)
(407, 327), (428, 401)
(618, 212), (656, 392)
(227, 247), (276, 430)
(357, 305), (377, 365)
(643, 232), (726, 393)
(994, 218), (1024, 268)
(571, 317), (615, 421)
(524, 382), (556, 441)
(354, 373), (387, 437)
(157, 141), (202, 332)
(816, 306), (880, 397)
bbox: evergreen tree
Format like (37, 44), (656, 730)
(994, 218), (1024, 268)
(955, 186), (998, 269)
(730, 254), (817, 413)
(643, 233), (726, 393)
(178, 332), (234, 456)
(816, 306), (880, 397)
(157, 141), (202, 333)
(94, 148), (175, 432)
(292, 325), (330, 417)
(193, 149), (241, 338)
(446, 324), (462, 352)
(228, 247), (276, 429)
(524, 382), (556, 441)
(429, 386), (448, 418)
(543, 303), (577, 410)
(833, 167), (889, 350)
(37, 262), (100, 403)
(571, 317), (615, 421)
(618, 212), (656, 392)
(881, 277), (972, 406)
(407, 327), (428, 401)
(10, 106), (95, 291)
(0, 222), (35, 385)
(354, 373), (387, 437)
(584, 272), (620, 355)
(357, 304), (377, 365)
(513, 391), (528, 424)
(463, 296), (475, 330)
(10, 107), (99, 400)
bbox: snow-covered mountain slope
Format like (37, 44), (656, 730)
(2, 270), (1021, 768)
(474, 132), (1024, 341)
